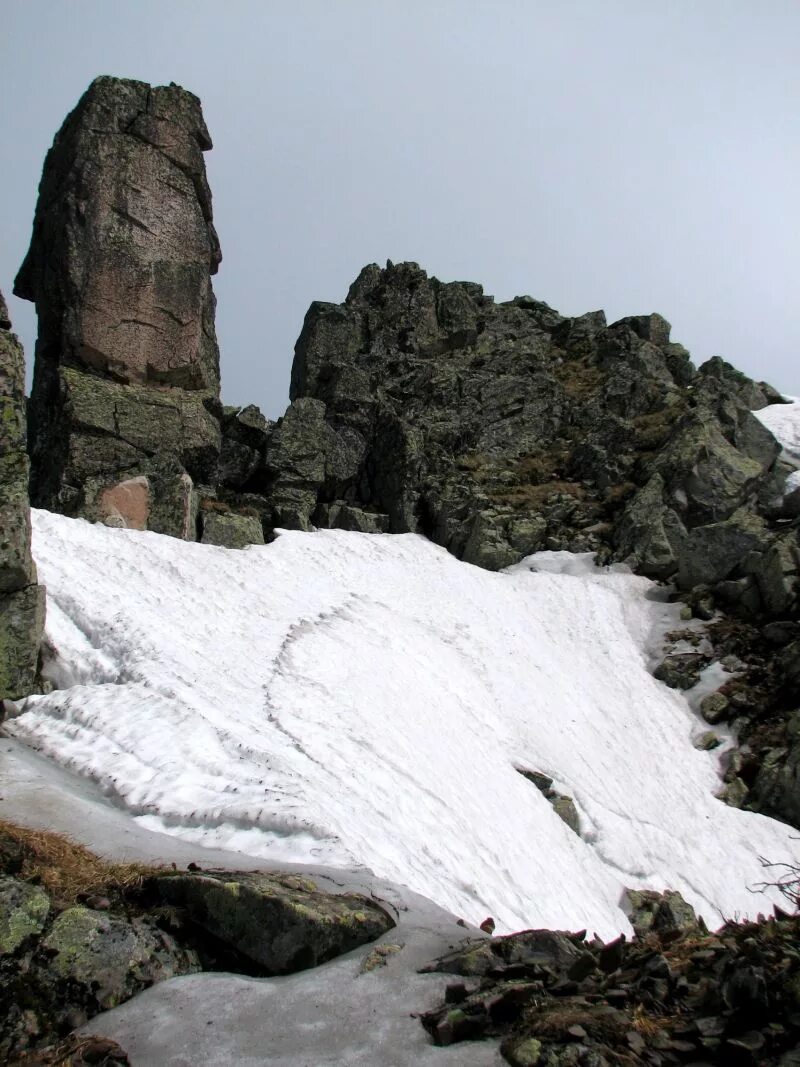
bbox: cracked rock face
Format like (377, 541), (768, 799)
(252, 260), (784, 584)
(15, 76), (222, 529)
(0, 291), (44, 700)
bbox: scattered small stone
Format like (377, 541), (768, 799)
(700, 691), (730, 725)
(718, 776), (749, 809)
(694, 730), (722, 750)
(359, 941), (403, 974)
(420, 908), (800, 1065)
(654, 653), (707, 690)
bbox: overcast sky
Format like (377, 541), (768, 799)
(2, 1), (798, 417)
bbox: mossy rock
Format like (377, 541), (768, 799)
(0, 583), (46, 701)
(153, 869), (394, 974)
(43, 906), (200, 1010)
(0, 875), (50, 954)
(200, 510), (264, 549)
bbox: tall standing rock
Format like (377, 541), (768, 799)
(15, 76), (222, 536)
(0, 291), (44, 700)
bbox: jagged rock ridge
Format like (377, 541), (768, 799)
(15, 76), (223, 536)
(222, 260), (789, 593)
(0, 291), (44, 700)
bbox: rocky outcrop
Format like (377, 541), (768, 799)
(0, 291), (45, 700)
(420, 901), (800, 1065)
(15, 76), (223, 535)
(241, 261), (786, 589)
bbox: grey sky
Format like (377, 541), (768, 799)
(2, 1), (798, 418)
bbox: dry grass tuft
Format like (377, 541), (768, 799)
(0, 818), (162, 908)
(631, 1003), (675, 1037)
(492, 481), (586, 509)
(10, 1033), (129, 1065)
(199, 497), (230, 513)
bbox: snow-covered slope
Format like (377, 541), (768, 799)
(9, 509), (798, 938)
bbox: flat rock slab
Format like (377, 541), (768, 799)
(154, 869), (395, 974)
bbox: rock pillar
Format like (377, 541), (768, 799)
(15, 77), (222, 536)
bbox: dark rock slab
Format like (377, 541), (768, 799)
(153, 869), (395, 974)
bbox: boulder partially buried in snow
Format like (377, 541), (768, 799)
(153, 869), (395, 974)
(200, 509), (265, 548)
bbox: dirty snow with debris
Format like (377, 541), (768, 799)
(9, 507), (799, 938)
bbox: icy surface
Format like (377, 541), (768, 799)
(756, 395), (800, 465)
(0, 739), (501, 1067)
(10, 511), (800, 937)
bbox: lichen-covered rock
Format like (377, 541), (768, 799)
(0, 878), (199, 1062)
(219, 404), (273, 491)
(0, 293), (44, 700)
(747, 532), (800, 615)
(153, 869), (394, 974)
(43, 906), (198, 1010)
(623, 888), (702, 937)
(551, 795), (581, 835)
(200, 510), (264, 548)
(15, 76), (223, 529)
(677, 509), (769, 590)
(0, 583), (47, 703)
(614, 473), (687, 578)
(750, 714), (800, 827)
(700, 691), (730, 725)
(421, 928), (585, 980)
(653, 652), (707, 690)
(251, 261), (784, 587)
(81, 453), (199, 539)
(28, 365), (220, 520)
(701, 355), (786, 411)
(316, 503), (390, 533)
(0, 876), (50, 955)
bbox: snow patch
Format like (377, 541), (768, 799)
(10, 511), (800, 937)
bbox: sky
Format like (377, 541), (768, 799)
(2, 1), (798, 418)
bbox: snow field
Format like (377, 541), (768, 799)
(11, 508), (799, 937)
(756, 396), (800, 465)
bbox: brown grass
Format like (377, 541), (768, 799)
(199, 498), (230, 514)
(10, 1033), (129, 1065)
(603, 481), (637, 507)
(491, 481), (586, 509)
(0, 818), (162, 908)
(630, 1003), (676, 1037)
(555, 360), (603, 398)
(631, 407), (682, 450)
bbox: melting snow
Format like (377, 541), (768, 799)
(9, 510), (799, 936)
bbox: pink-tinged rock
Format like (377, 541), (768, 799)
(99, 477), (151, 530)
